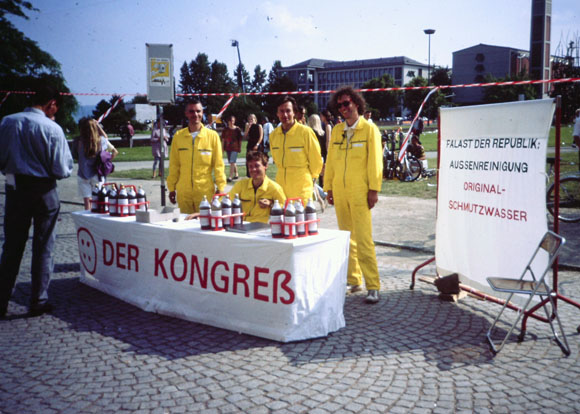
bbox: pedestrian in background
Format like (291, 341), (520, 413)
(244, 113), (263, 177)
(261, 116), (273, 156)
(73, 118), (118, 209)
(221, 114), (243, 182)
(0, 81), (74, 317)
(150, 120), (168, 179)
(325, 86), (383, 304)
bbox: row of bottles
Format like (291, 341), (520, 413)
(90, 183), (147, 216)
(199, 194), (242, 230)
(270, 199), (318, 238)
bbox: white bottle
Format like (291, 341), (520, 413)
(137, 186), (147, 211)
(295, 200), (305, 236)
(221, 194), (232, 228)
(117, 185), (128, 216)
(210, 195), (223, 230)
(232, 194), (242, 225)
(283, 201), (296, 238)
(269, 200), (284, 238)
(108, 184), (118, 216)
(128, 186), (137, 216)
(199, 195), (211, 230)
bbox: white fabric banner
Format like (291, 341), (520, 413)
(72, 212), (349, 342)
(436, 99), (554, 296)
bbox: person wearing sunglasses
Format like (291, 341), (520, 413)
(325, 86), (383, 304)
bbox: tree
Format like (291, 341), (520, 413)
(207, 60), (235, 115)
(92, 95), (135, 135)
(233, 62), (251, 93)
(482, 72), (536, 104)
(403, 77), (428, 116)
(550, 61), (580, 123)
(427, 66), (454, 119)
(0, 0), (77, 131)
(264, 60), (297, 120)
(362, 74), (399, 119)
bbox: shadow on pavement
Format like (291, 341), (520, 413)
(7, 277), (503, 372)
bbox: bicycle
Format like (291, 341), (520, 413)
(545, 157), (580, 223)
(382, 130), (422, 182)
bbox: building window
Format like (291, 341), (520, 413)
(475, 53), (485, 62)
(475, 64), (485, 72)
(407, 70), (415, 77)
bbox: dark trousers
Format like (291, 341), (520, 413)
(0, 179), (60, 312)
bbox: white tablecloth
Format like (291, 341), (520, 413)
(72, 211), (349, 342)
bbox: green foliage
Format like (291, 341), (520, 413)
(482, 72), (536, 104)
(263, 60), (297, 120)
(550, 61), (580, 123)
(404, 77), (428, 115)
(0, 0), (77, 129)
(362, 74), (399, 118)
(92, 95), (135, 135)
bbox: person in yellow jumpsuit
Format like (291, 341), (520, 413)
(167, 100), (226, 214)
(324, 86), (383, 304)
(270, 96), (323, 206)
(228, 151), (286, 223)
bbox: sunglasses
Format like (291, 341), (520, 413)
(337, 100), (352, 108)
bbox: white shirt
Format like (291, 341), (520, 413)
(573, 117), (580, 138)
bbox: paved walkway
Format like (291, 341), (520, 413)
(1, 167), (580, 414)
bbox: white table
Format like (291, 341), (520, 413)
(72, 211), (349, 342)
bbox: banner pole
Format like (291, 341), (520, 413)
(157, 104), (167, 207)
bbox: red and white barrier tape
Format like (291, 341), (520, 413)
(97, 95), (125, 123)
(0, 92), (11, 108)
(398, 87), (440, 163)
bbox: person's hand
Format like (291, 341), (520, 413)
(169, 191), (176, 204)
(327, 190), (334, 205)
(252, 145), (258, 150)
(367, 190), (378, 209)
(258, 198), (272, 209)
(185, 213), (200, 220)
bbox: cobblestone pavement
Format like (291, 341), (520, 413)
(1, 175), (580, 414)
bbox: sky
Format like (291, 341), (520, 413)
(8, 0), (580, 107)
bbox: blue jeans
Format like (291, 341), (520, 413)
(0, 180), (60, 311)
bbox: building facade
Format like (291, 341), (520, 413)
(452, 44), (529, 105)
(279, 57), (429, 111)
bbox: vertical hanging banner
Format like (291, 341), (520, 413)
(436, 99), (555, 297)
(146, 43), (174, 104)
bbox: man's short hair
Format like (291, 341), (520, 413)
(276, 96), (298, 113)
(246, 150), (269, 166)
(329, 86), (366, 114)
(185, 98), (202, 108)
(31, 81), (63, 107)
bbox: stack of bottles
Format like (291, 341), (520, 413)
(90, 183), (149, 216)
(199, 194), (244, 231)
(269, 198), (319, 239)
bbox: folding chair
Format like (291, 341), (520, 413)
(485, 231), (570, 355)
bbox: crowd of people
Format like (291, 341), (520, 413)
(0, 80), (386, 322)
(168, 88), (384, 304)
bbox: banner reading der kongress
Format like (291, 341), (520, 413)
(436, 99), (555, 296)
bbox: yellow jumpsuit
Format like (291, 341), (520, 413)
(167, 126), (226, 214)
(324, 116), (383, 290)
(270, 122), (323, 205)
(229, 177), (286, 223)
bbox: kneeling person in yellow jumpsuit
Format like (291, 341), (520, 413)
(186, 151), (286, 223)
(324, 87), (383, 304)
(270, 96), (323, 206)
(167, 100), (226, 214)
(228, 151), (286, 223)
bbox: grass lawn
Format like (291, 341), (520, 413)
(109, 127), (578, 200)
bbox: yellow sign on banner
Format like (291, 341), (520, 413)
(149, 58), (170, 86)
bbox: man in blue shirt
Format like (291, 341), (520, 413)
(0, 81), (73, 318)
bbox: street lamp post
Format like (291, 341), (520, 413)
(423, 29), (435, 86)
(231, 39), (245, 93)
(423, 29), (435, 124)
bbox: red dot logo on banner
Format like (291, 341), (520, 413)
(77, 227), (97, 275)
